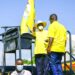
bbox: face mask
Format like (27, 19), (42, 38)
(16, 65), (23, 72)
(38, 26), (44, 30)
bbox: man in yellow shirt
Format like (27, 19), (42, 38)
(47, 14), (67, 75)
(33, 21), (48, 75)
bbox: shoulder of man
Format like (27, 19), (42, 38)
(60, 23), (67, 31)
(23, 70), (32, 75)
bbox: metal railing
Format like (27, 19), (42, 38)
(64, 31), (75, 75)
(0, 26), (35, 75)
(64, 52), (75, 75)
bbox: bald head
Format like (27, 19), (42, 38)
(49, 14), (58, 23)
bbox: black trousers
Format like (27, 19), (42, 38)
(35, 54), (48, 75)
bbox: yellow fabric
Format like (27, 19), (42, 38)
(20, 17), (28, 34)
(48, 21), (67, 53)
(20, 0), (35, 35)
(27, 10), (35, 31)
(20, 4), (29, 35)
(34, 30), (48, 54)
(27, 0), (35, 31)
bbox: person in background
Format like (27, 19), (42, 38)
(33, 21), (48, 75)
(11, 59), (32, 75)
(47, 14), (67, 75)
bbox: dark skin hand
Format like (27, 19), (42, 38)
(46, 37), (54, 54)
(33, 26), (36, 32)
(45, 39), (48, 42)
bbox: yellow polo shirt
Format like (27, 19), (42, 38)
(34, 30), (48, 54)
(48, 21), (67, 53)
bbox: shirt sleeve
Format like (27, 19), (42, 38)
(48, 24), (55, 38)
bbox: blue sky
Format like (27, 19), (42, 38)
(0, 0), (75, 65)
(0, 0), (75, 34)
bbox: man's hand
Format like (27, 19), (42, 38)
(33, 26), (36, 31)
(46, 46), (51, 54)
(45, 39), (48, 42)
(46, 37), (53, 54)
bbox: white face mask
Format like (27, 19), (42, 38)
(16, 65), (23, 72)
(38, 26), (44, 30)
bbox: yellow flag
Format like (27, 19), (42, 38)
(20, 0), (35, 35)
(27, 0), (35, 32)
(20, 4), (29, 35)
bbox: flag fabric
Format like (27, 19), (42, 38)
(27, 0), (35, 31)
(20, 0), (35, 35)
(20, 4), (30, 34)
